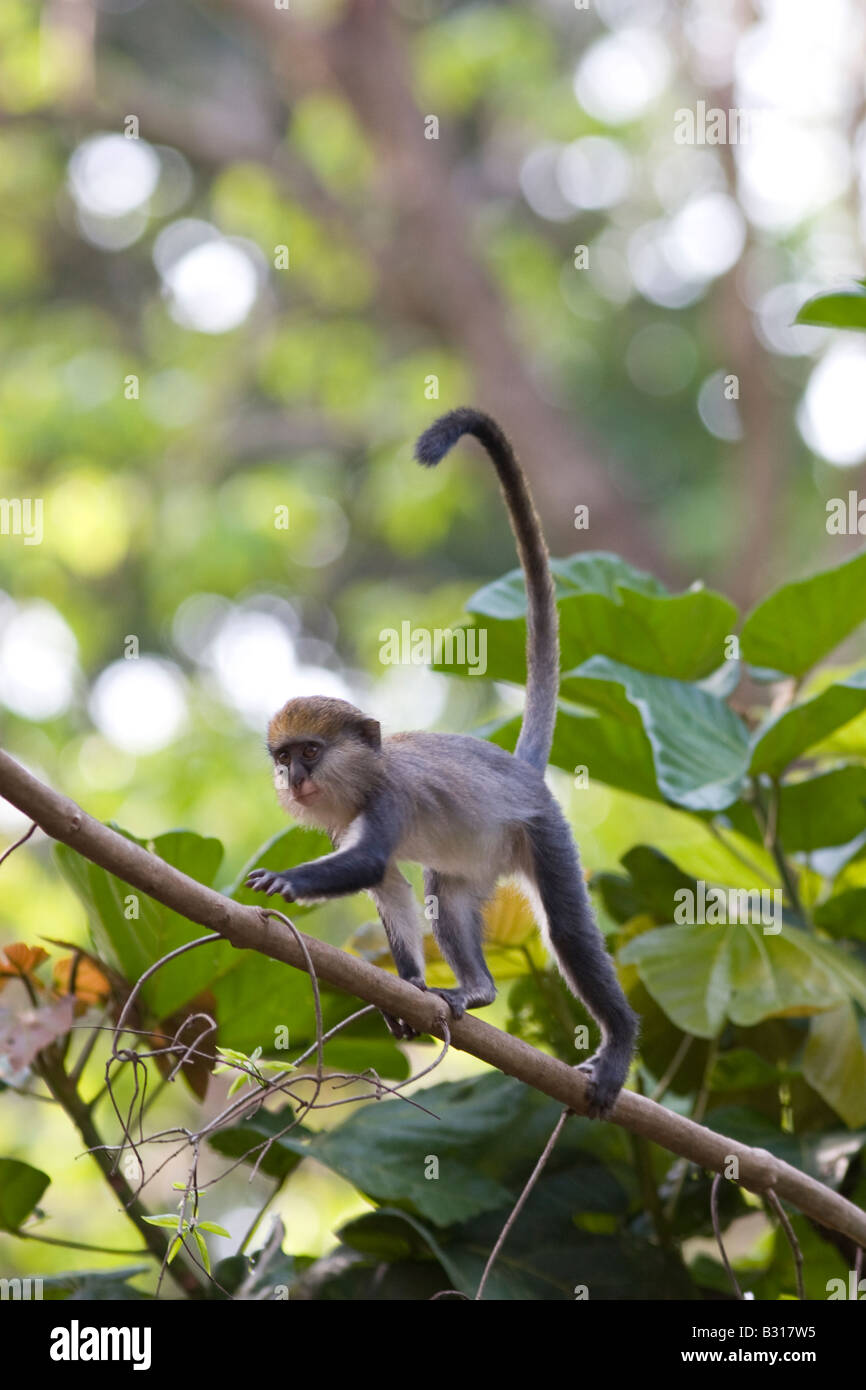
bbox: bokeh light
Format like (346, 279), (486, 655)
(0, 602), (78, 720)
(798, 342), (866, 466)
(89, 658), (189, 753)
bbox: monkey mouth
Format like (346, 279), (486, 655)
(292, 785), (320, 802)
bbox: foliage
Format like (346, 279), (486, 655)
(3, 540), (866, 1299)
(2, 0), (866, 1304)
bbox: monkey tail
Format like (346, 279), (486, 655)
(414, 407), (559, 771)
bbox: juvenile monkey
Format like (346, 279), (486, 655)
(247, 408), (637, 1117)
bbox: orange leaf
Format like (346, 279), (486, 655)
(53, 955), (112, 1007)
(0, 943), (50, 984)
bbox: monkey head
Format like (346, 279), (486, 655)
(266, 696), (382, 830)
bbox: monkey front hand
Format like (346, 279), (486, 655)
(245, 868), (298, 902)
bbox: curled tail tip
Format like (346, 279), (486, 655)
(414, 406), (492, 468)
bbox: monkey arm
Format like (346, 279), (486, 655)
(245, 793), (400, 904)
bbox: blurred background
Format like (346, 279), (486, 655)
(2, 0), (866, 1277)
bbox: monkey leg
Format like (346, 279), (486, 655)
(369, 866), (428, 1041)
(423, 871), (497, 1021)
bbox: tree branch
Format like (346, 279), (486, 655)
(1, 747), (864, 1248)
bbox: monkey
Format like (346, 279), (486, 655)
(246, 407), (638, 1118)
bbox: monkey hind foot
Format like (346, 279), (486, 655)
(427, 982), (497, 1021)
(577, 1052), (629, 1121)
(379, 975), (429, 1041)
(380, 1010), (420, 1041)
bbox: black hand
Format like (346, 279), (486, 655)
(245, 868), (297, 902)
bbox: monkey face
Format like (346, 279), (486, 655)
(267, 697), (384, 831)
(272, 741), (324, 808)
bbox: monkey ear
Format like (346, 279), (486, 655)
(358, 717), (382, 750)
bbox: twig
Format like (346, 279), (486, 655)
(0, 819), (36, 866)
(711, 1173), (743, 1299)
(475, 1108), (570, 1300)
(766, 1189), (805, 1301)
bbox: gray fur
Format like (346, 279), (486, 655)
(246, 411), (637, 1118)
(415, 408), (558, 771)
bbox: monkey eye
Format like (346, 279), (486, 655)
(302, 744), (320, 762)
(276, 751), (290, 765)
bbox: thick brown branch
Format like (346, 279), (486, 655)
(1, 747), (865, 1248)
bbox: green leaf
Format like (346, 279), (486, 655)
(196, 1222), (231, 1237)
(193, 1228), (211, 1274)
(777, 766), (866, 851)
(434, 1210), (693, 1301)
(310, 1081), (514, 1225)
(225, 826), (332, 906)
(167, 1235), (183, 1265)
(54, 824), (338, 1025)
(0, 1158), (50, 1232)
(803, 1002), (866, 1127)
(487, 709), (663, 803)
(620, 922), (856, 1037)
(617, 847), (698, 920)
(740, 549), (866, 678)
(814, 887), (866, 941)
(461, 553), (735, 683)
(795, 285), (866, 330)
(208, 1107), (312, 1180)
(750, 669), (866, 775)
(709, 1048), (787, 1093)
(56, 825), (349, 1055)
(54, 828), (229, 1018)
(561, 657), (751, 810)
(467, 551), (666, 618)
(338, 1208), (467, 1289)
(142, 1215), (185, 1230)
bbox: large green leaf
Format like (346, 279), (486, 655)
(777, 766), (866, 851)
(337, 1209), (468, 1288)
(309, 1074), (633, 1227)
(620, 921), (860, 1036)
(795, 284), (866, 330)
(803, 1002), (866, 1127)
(467, 552), (667, 618)
(561, 657), (751, 810)
(209, 955), (409, 1076)
(55, 825), (333, 1020)
(487, 709), (664, 802)
(0, 1158), (50, 1231)
(53, 824), (409, 1074)
(413, 1208), (694, 1300)
(308, 1077), (519, 1225)
(460, 552), (735, 683)
(314, 1206), (693, 1300)
(225, 826), (332, 906)
(740, 550), (866, 678)
(814, 887), (866, 941)
(54, 828), (229, 1017)
(749, 669), (866, 775)
(594, 846), (698, 925)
